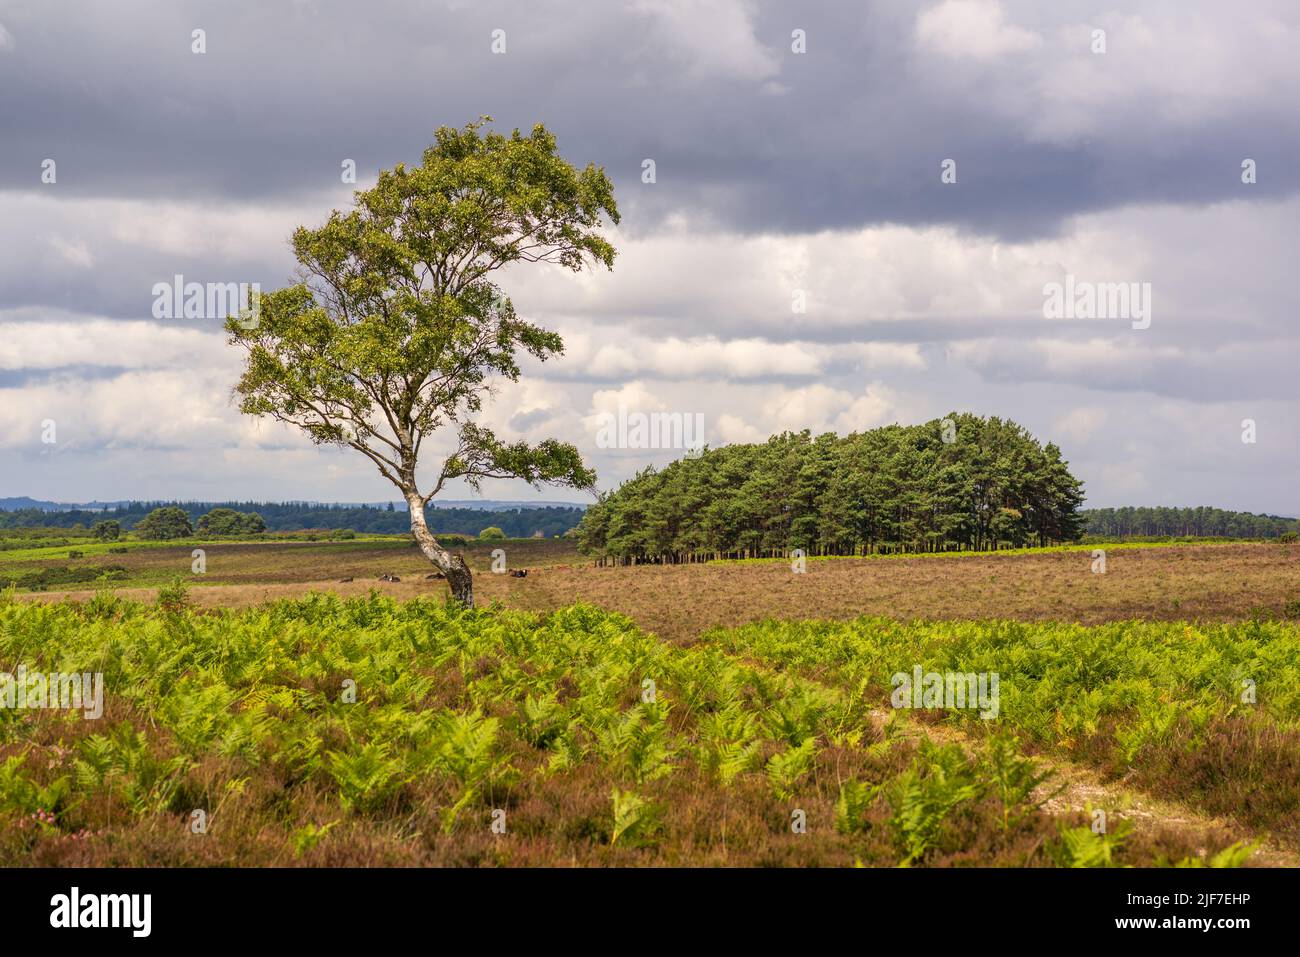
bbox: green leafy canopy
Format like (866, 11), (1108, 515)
(226, 118), (617, 503)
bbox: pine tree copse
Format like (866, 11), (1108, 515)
(577, 413), (1086, 562)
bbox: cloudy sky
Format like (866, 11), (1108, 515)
(1, 0), (1297, 512)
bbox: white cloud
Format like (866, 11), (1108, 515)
(584, 381), (668, 424)
(1032, 10), (1300, 139)
(1099, 459), (1148, 496)
(916, 0), (1040, 61)
(548, 331), (923, 381)
(1054, 406), (1107, 444)
(631, 0), (780, 81)
(913, 3), (1300, 143)
(0, 316), (225, 371)
(835, 387), (901, 433)
(0, 368), (256, 451)
(714, 413), (765, 445)
(0, 188), (323, 270)
(733, 382), (902, 437)
(48, 236), (94, 269)
(506, 219), (1062, 337)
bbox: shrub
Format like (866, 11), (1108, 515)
(196, 508), (266, 537)
(134, 507), (193, 540)
(609, 789), (664, 848)
(835, 778), (877, 834)
(1, 565), (127, 590)
(1049, 819), (1132, 867)
(156, 576), (191, 614)
(478, 526), (506, 541)
(884, 742), (984, 866)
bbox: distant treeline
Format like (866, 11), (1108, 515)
(578, 414), (1086, 563)
(1081, 506), (1298, 539)
(0, 501), (586, 538)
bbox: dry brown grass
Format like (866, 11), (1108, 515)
(2, 537), (575, 587)
(29, 542), (1300, 643)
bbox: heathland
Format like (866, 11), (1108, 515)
(3, 535), (1299, 867)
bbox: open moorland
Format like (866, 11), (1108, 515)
(2, 536), (576, 591)
(14, 539), (1300, 642)
(4, 537), (1299, 867)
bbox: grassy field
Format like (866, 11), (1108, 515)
(15, 539), (1300, 641)
(4, 537), (1298, 867)
(1, 536), (577, 590)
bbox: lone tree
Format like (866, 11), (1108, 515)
(196, 508), (267, 537)
(91, 519), (121, 542)
(227, 120), (615, 606)
(134, 506), (194, 541)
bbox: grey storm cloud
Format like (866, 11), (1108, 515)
(2, 0), (1297, 236)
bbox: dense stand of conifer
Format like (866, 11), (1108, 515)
(1082, 506), (1298, 539)
(578, 414), (1086, 563)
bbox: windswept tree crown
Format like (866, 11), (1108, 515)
(226, 118), (615, 501)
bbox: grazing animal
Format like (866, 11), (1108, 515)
(426, 572), (445, 580)
(379, 573), (401, 582)
(509, 569), (528, 578)
(338, 576), (353, 583)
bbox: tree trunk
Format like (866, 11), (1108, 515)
(405, 493), (474, 607)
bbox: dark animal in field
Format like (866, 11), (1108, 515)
(509, 569), (528, 578)
(426, 572), (445, 580)
(379, 573), (401, 582)
(338, 577), (353, 583)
